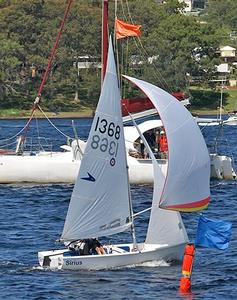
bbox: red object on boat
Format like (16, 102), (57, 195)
(172, 91), (186, 101)
(122, 97), (153, 115)
(122, 92), (186, 116)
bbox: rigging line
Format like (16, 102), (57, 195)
(0, 110), (36, 143)
(35, 116), (45, 152)
(137, 38), (173, 93)
(0, 139), (18, 148)
(210, 183), (221, 188)
(123, 0), (173, 93)
(35, 115), (40, 141)
(37, 0), (73, 99)
(20, 0), (73, 144)
(1, 139), (17, 146)
(114, 0), (120, 88)
(37, 105), (73, 140)
(134, 37), (172, 92)
(122, 39), (129, 98)
(114, 0), (118, 47)
(200, 122), (213, 132)
(120, 0), (127, 21)
(221, 128), (236, 172)
(121, 96), (138, 250)
(133, 207), (152, 218)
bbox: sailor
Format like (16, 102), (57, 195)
(154, 129), (160, 156)
(159, 130), (168, 158)
(144, 129), (156, 150)
(140, 138), (145, 158)
(68, 238), (105, 255)
(88, 238), (106, 255)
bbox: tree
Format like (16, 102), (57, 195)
(0, 33), (24, 107)
(118, 0), (222, 93)
(201, 0), (237, 48)
(0, 0), (235, 111)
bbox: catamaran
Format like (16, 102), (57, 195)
(38, 38), (210, 270)
(0, 0), (233, 184)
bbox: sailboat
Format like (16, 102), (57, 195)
(196, 80), (237, 179)
(38, 38), (210, 270)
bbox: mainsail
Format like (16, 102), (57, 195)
(61, 39), (131, 241)
(124, 75), (210, 212)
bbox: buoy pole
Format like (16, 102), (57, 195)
(179, 243), (195, 293)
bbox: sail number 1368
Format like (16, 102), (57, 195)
(94, 117), (120, 139)
(90, 117), (121, 157)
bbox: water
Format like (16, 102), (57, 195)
(0, 118), (236, 299)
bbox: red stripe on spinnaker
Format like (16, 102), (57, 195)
(162, 196), (210, 210)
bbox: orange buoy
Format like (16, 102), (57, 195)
(179, 243), (195, 292)
(180, 277), (191, 291)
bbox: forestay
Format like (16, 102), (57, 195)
(124, 76), (210, 212)
(61, 39), (131, 242)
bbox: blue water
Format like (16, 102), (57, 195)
(0, 118), (236, 300)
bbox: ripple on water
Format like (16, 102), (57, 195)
(0, 119), (236, 299)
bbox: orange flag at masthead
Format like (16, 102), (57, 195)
(115, 18), (141, 40)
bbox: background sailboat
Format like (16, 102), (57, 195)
(0, 0), (233, 184)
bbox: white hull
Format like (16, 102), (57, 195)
(0, 150), (234, 183)
(38, 242), (185, 271)
(0, 151), (160, 184)
(0, 151), (80, 183)
(225, 115), (237, 126)
(210, 153), (236, 180)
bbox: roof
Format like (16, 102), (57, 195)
(220, 46), (236, 51)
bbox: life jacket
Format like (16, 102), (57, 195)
(159, 135), (168, 152)
(68, 240), (90, 255)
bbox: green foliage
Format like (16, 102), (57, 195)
(201, 0), (237, 48)
(190, 88), (228, 109)
(116, 0), (223, 95)
(0, 0), (236, 111)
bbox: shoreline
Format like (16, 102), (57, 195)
(0, 108), (227, 120)
(0, 110), (95, 120)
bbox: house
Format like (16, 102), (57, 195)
(156, 0), (207, 13)
(220, 46), (236, 62)
(218, 46), (237, 86)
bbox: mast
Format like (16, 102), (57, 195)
(126, 164), (138, 250)
(219, 77), (224, 122)
(101, 0), (109, 84)
(101, 2), (137, 247)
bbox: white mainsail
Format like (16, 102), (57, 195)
(61, 39), (131, 241)
(124, 75), (210, 212)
